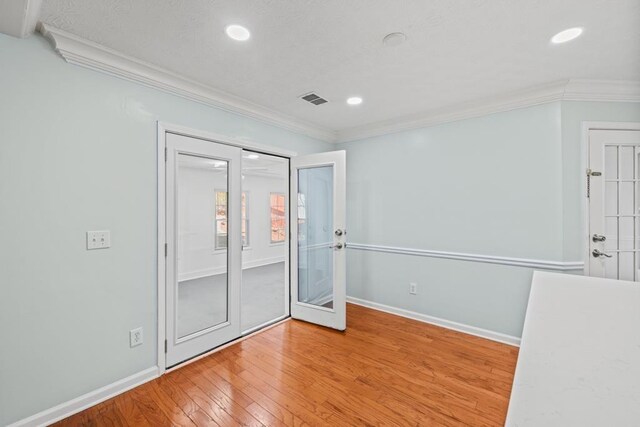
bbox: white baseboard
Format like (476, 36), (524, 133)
(8, 366), (159, 427)
(347, 296), (521, 347)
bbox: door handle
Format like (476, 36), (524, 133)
(330, 243), (345, 250)
(335, 229), (346, 237)
(592, 249), (612, 258)
(592, 234), (606, 242)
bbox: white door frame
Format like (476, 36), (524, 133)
(156, 121), (296, 374)
(582, 121), (640, 276)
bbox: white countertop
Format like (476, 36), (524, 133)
(505, 271), (640, 427)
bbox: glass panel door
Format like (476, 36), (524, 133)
(297, 166), (335, 309)
(177, 153), (229, 338)
(588, 130), (640, 280)
(240, 151), (289, 333)
(291, 151), (346, 330)
(166, 133), (242, 367)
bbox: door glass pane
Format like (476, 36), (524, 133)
(177, 154), (228, 338)
(605, 146), (618, 179)
(620, 146), (634, 180)
(620, 182), (634, 215)
(619, 252), (635, 281)
(605, 182), (618, 215)
(240, 151), (288, 332)
(297, 166), (334, 309)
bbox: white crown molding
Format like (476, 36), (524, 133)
(37, 23), (336, 143)
(347, 297), (521, 347)
(34, 23), (640, 145)
(563, 79), (640, 102)
(337, 79), (640, 143)
(348, 243), (584, 271)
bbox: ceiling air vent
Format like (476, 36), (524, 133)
(300, 93), (328, 105)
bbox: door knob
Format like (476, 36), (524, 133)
(592, 249), (612, 258)
(331, 243), (345, 250)
(592, 234), (606, 242)
(335, 229), (345, 236)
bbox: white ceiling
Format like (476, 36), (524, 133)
(39, 0), (640, 134)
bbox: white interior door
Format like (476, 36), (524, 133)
(588, 129), (640, 280)
(165, 133), (242, 367)
(291, 151), (346, 330)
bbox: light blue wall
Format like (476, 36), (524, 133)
(2, 29), (639, 426)
(338, 103), (564, 338)
(338, 103), (570, 337)
(561, 101), (640, 261)
(0, 34), (330, 425)
(340, 104), (564, 258)
(339, 100), (640, 341)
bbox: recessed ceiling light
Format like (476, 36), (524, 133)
(226, 25), (251, 41)
(383, 32), (407, 47)
(551, 27), (583, 44)
(347, 97), (363, 106)
(244, 153), (259, 160)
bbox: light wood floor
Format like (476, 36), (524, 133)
(55, 304), (519, 426)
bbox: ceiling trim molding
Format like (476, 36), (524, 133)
(38, 23), (337, 143)
(337, 79), (640, 143)
(34, 23), (640, 145)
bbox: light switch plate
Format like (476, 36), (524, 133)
(87, 230), (111, 250)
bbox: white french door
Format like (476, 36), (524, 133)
(163, 129), (347, 367)
(291, 151), (347, 330)
(165, 133), (242, 367)
(588, 129), (640, 280)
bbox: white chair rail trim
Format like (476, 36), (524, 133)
(347, 243), (584, 271)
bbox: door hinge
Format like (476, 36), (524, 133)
(164, 243), (168, 257)
(586, 169), (602, 198)
(164, 339), (167, 353)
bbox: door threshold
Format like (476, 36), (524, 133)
(165, 316), (291, 373)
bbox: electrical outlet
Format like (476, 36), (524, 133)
(130, 327), (143, 347)
(87, 230), (111, 250)
(409, 282), (417, 295)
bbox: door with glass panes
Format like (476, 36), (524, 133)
(164, 130), (346, 367)
(588, 129), (640, 280)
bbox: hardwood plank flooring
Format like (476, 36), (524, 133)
(54, 304), (518, 426)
